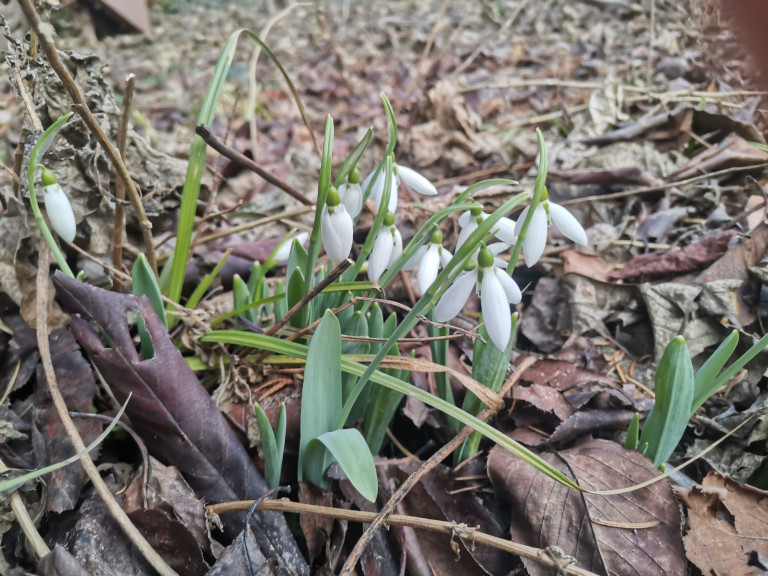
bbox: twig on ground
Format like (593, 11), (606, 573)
(17, 0), (158, 275)
(208, 499), (598, 575)
(34, 242), (178, 576)
(0, 457), (50, 560)
(195, 124), (313, 206)
(561, 163), (768, 205)
(112, 73), (135, 290)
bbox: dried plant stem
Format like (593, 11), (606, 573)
(18, 0), (158, 276)
(338, 355), (538, 575)
(0, 457), (50, 560)
(34, 242), (178, 576)
(195, 125), (313, 206)
(209, 475), (597, 575)
(112, 73), (136, 290)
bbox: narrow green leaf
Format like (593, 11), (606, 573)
(168, 29), (313, 305)
(310, 428), (378, 502)
(132, 254), (167, 328)
(201, 329), (580, 490)
(135, 312), (155, 360)
(334, 128), (373, 187)
(232, 274), (256, 323)
(298, 311), (342, 481)
(304, 116), (334, 292)
(1, 394), (131, 493)
(625, 413), (641, 451)
(456, 313), (516, 463)
(246, 261), (264, 300)
(253, 403), (280, 489)
(185, 249), (230, 311)
(639, 336), (694, 466)
(691, 329), (739, 417)
(286, 267), (306, 329)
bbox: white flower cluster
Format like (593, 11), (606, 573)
(319, 158), (588, 352)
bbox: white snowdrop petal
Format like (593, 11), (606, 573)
(549, 203), (588, 246)
(494, 216), (518, 244)
(456, 219), (478, 251)
(458, 210), (471, 227)
(488, 242), (511, 256)
(275, 231), (309, 262)
(387, 228), (403, 267)
(481, 269), (511, 351)
(523, 205), (548, 267)
(339, 182), (363, 218)
(434, 270), (477, 322)
(402, 245), (428, 271)
(321, 205), (353, 265)
(514, 206), (530, 237)
(496, 269), (522, 304)
(417, 244), (440, 293)
(368, 228), (394, 282)
(396, 164), (437, 196)
(43, 183), (76, 243)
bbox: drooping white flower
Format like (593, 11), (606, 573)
(362, 165), (398, 214)
(41, 167), (76, 243)
(403, 228), (453, 293)
(367, 212), (402, 283)
(514, 189), (587, 267)
(456, 207), (518, 251)
(434, 245), (522, 351)
(338, 167), (363, 218)
(321, 186), (353, 265)
(362, 160), (438, 215)
(395, 164), (437, 197)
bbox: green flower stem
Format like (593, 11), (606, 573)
(506, 127), (548, 274)
(27, 113), (74, 277)
(339, 192), (529, 428)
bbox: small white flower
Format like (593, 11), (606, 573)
(362, 166), (398, 214)
(274, 231), (309, 262)
(403, 228), (453, 293)
(395, 164), (437, 197)
(434, 246), (521, 351)
(514, 192), (587, 267)
(362, 161), (438, 215)
(321, 187), (353, 265)
(338, 168), (363, 218)
(456, 207), (517, 250)
(368, 212), (402, 283)
(41, 167), (75, 243)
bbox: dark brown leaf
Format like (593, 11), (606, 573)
(674, 472), (768, 576)
(206, 526), (275, 576)
(38, 545), (89, 576)
(488, 438), (686, 576)
(610, 230), (737, 281)
(53, 273), (308, 575)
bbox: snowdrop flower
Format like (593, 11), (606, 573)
(456, 206), (518, 250)
(362, 159), (438, 214)
(274, 231), (309, 263)
(321, 186), (353, 265)
(403, 228), (452, 293)
(367, 212), (402, 283)
(514, 188), (587, 267)
(338, 168), (363, 219)
(434, 245), (522, 351)
(396, 163), (438, 197)
(41, 167), (76, 243)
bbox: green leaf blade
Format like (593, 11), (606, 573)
(312, 428), (378, 502)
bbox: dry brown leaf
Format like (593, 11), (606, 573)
(488, 438), (686, 576)
(674, 472), (768, 576)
